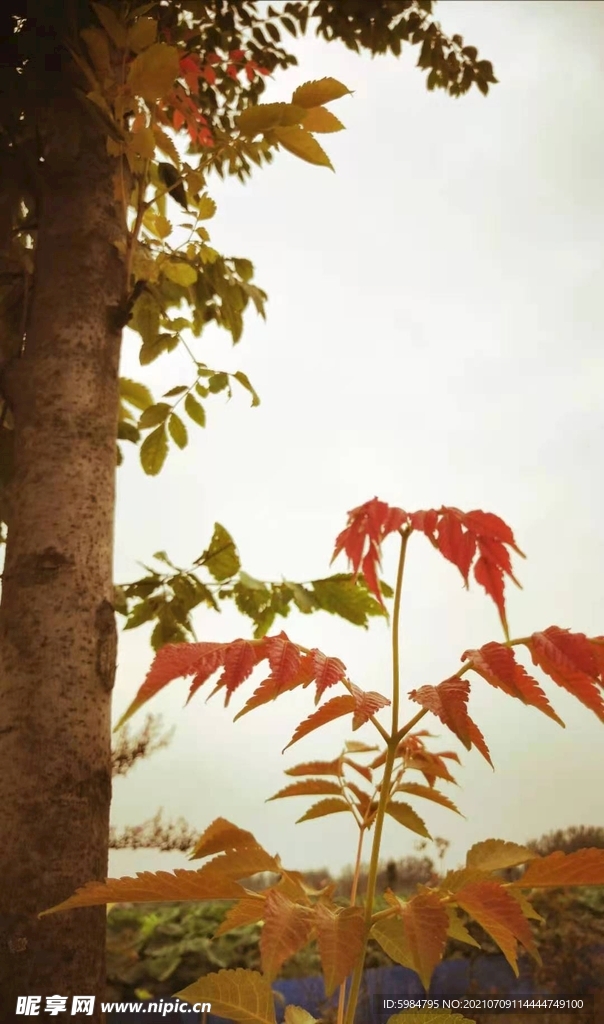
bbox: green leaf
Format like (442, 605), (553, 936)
(199, 523), (240, 582)
(208, 372), (229, 394)
(233, 258), (254, 282)
(163, 261), (197, 286)
(130, 290), (161, 345)
(184, 393), (206, 427)
(123, 599), (157, 630)
(91, 2), (128, 48)
(272, 126), (333, 170)
(139, 333), (179, 365)
(168, 413), (188, 449)
(311, 574), (387, 628)
(139, 402), (171, 429)
(286, 582), (318, 614)
(120, 377), (154, 411)
(233, 370), (260, 407)
(140, 424), (168, 475)
(117, 420), (140, 443)
(153, 551), (176, 567)
(163, 385), (188, 398)
(292, 78), (352, 109)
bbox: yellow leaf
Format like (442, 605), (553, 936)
(272, 126), (333, 170)
(197, 194), (216, 220)
(301, 106), (345, 133)
(315, 904), (365, 997)
(292, 77), (352, 109)
(127, 16), (157, 53)
(444, 906), (480, 948)
(80, 27), (111, 80)
(127, 43), (180, 102)
(466, 839), (538, 873)
(284, 1008), (319, 1024)
(131, 248), (160, 282)
(152, 125), (180, 166)
(176, 968), (276, 1024)
(129, 125), (155, 159)
(91, 2), (128, 48)
(141, 211), (172, 241)
(237, 102), (306, 136)
(385, 800), (431, 838)
(162, 261), (197, 286)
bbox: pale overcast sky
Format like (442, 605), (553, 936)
(110, 0), (604, 884)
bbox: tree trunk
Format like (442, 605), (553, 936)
(0, 85), (125, 1021)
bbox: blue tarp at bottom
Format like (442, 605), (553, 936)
(108, 947), (603, 1023)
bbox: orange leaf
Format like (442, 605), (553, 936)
(454, 881), (537, 974)
(189, 817), (260, 860)
(409, 676), (492, 766)
(343, 756), (373, 782)
(463, 642), (564, 726)
(295, 797), (350, 823)
(285, 759), (342, 777)
(267, 779), (342, 801)
(395, 782), (464, 816)
(283, 695), (355, 751)
(315, 903), (365, 997)
(371, 890), (449, 990)
(40, 863), (245, 916)
(214, 895), (266, 936)
(402, 751), (459, 788)
(511, 847), (604, 887)
(524, 627), (604, 723)
(260, 890), (314, 980)
(386, 800), (431, 838)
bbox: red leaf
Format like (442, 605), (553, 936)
(331, 497), (407, 605)
(283, 696), (355, 752)
(115, 642), (227, 728)
(409, 677), (492, 766)
(349, 682), (390, 729)
(217, 639), (262, 704)
(463, 642), (564, 726)
(312, 649), (347, 700)
(264, 633), (301, 695)
(408, 507), (524, 636)
(524, 627), (604, 723)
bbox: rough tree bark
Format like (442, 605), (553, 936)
(0, 82), (125, 1020)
